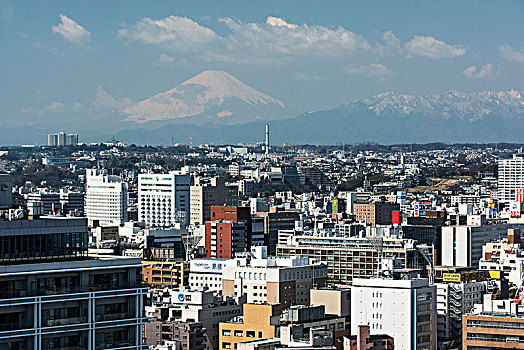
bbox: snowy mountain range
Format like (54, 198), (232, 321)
(113, 88), (524, 145)
(353, 89), (524, 121)
(122, 70), (285, 125)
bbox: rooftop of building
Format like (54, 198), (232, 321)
(0, 254), (143, 276)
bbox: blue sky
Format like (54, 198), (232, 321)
(1, 0), (523, 132)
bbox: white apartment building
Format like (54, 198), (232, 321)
(221, 246), (328, 307)
(351, 278), (437, 350)
(440, 223), (524, 267)
(435, 281), (484, 349)
(139, 172), (190, 228)
(85, 169), (128, 226)
(498, 153), (524, 203)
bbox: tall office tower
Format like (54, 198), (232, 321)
(47, 133), (58, 146)
(85, 168), (128, 227)
(139, 171), (190, 228)
(190, 176), (239, 225)
(0, 217), (147, 349)
(498, 153), (524, 203)
(352, 277), (437, 350)
(57, 131), (67, 146)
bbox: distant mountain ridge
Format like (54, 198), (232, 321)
(352, 89), (524, 121)
(122, 70), (285, 125)
(112, 88), (524, 145)
(1, 88), (524, 145)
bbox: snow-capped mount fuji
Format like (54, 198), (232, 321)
(123, 70), (285, 125)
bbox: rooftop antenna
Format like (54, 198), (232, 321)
(417, 245), (435, 285)
(182, 234), (202, 261)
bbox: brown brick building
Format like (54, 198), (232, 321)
(205, 206), (252, 259)
(353, 201), (400, 225)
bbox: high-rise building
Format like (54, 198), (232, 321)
(498, 153), (524, 203)
(85, 169), (128, 227)
(47, 132), (78, 146)
(57, 131), (66, 146)
(139, 172), (190, 228)
(47, 133), (58, 147)
(440, 223), (524, 267)
(351, 278), (437, 350)
(190, 177), (239, 225)
(0, 217), (147, 349)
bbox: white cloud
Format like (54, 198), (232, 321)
(93, 86), (134, 110)
(462, 63), (494, 79)
(345, 63), (395, 76)
(118, 15), (468, 65)
(499, 45), (524, 62)
(216, 16), (373, 61)
(266, 16), (298, 29)
(379, 30), (402, 55)
(158, 54), (176, 63)
(20, 107), (33, 114)
(73, 102), (84, 111)
(405, 35), (465, 58)
(118, 16), (218, 48)
(51, 14), (91, 44)
(39, 102), (65, 114)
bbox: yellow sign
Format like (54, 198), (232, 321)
(443, 270), (502, 283)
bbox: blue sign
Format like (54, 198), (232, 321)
(178, 294), (185, 302)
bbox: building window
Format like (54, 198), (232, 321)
(246, 331), (256, 338)
(234, 330), (243, 337)
(222, 343), (231, 349)
(222, 330), (231, 336)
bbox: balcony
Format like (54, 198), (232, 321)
(43, 316), (88, 327)
(0, 281), (148, 299)
(0, 321), (33, 331)
(95, 312), (135, 322)
(95, 340), (133, 349)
